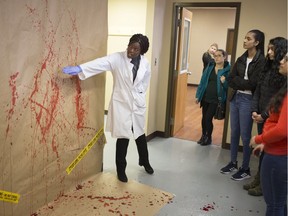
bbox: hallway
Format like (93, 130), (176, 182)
(174, 85), (224, 146)
(103, 132), (266, 215)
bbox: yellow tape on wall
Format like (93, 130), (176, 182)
(66, 127), (104, 175)
(0, 190), (20, 203)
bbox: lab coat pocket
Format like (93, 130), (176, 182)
(134, 92), (146, 116)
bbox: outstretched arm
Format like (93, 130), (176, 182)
(62, 65), (82, 75)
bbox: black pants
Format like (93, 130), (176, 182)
(201, 101), (218, 138)
(257, 122), (265, 172)
(115, 134), (149, 173)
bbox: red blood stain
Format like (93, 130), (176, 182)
(104, 203), (109, 207)
(8, 72), (19, 116)
(200, 203), (215, 212)
(26, 5), (36, 14)
(34, 79), (60, 142)
(75, 78), (86, 129)
(76, 184), (83, 190)
(6, 72), (19, 138)
(51, 134), (59, 158)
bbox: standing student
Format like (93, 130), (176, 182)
(220, 29), (265, 181)
(202, 43), (218, 73)
(196, 49), (230, 145)
(250, 52), (287, 216)
(62, 34), (154, 183)
(244, 37), (287, 196)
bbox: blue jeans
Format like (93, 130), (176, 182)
(229, 92), (253, 169)
(261, 153), (287, 216)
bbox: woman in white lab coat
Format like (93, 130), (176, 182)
(63, 34), (154, 182)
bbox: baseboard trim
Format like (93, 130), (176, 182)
(146, 131), (165, 142)
(187, 83), (198, 87)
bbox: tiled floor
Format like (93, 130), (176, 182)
(103, 133), (266, 216)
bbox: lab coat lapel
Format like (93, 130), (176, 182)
(133, 56), (144, 86)
(123, 53), (134, 87)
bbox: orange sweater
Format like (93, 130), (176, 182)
(255, 95), (287, 156)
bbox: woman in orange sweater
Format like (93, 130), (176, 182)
(250, 53), (287, 216)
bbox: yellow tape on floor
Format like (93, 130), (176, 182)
(0, 190), (20, 203)
(66, 127), (104, 175)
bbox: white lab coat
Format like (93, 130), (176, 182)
(78, 51), (151, 139)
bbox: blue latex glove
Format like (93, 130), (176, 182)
(62, 65), (82, 75)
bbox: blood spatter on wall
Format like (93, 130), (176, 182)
(5, 72), (20, 139)
(1, 1), (106, 216)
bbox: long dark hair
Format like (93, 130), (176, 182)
(268, 83), (287, 113)
(248, 29), (265, 55)
(260, 37), (287, 87)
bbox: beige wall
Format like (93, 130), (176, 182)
(188, 9), (236, 85)
(146, 0), (166, 135)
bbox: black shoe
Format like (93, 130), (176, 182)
(197, 135), (205, 144)
(139, 162), (154, 174)
(200, 136), (211, 146)
(117, 172), (128, 182)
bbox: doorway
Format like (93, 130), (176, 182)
(166, 2), (241, 148)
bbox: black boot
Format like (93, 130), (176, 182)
(197, 134), (206, 144)
(136, 134), (154, 174)
(116, 138), (129, 182)
(201, 136), (212, 146)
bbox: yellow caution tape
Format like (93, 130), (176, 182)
(66, 127), (104, 175)
(0, 190), (20, 203)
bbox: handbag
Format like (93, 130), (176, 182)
(214, 101), (225, 120)
(214, 83), (226, 120)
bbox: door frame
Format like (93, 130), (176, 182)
(165, 2), (241, 148)
(171, 7), (193, 136)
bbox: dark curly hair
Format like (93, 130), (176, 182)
(128, 34), (149, 55)
(259, 37), (287, 87)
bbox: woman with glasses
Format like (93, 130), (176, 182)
(195, 49), (230, 146)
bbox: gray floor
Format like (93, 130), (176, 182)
(103, 133), (266, 216)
